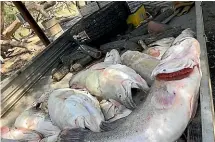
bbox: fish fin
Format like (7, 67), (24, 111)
(100, 121), (117, 131)
(57, 128), (88, 142)
(100, 118), (125, 131)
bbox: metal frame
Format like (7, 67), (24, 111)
(195, 2), (215, 142)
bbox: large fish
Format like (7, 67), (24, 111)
(100, 99), (132, 122)
(57, 28), (202, 142)
(14, 107), (60, 138)
(1, 126), (42, 142)
(143, 37), (175, 60)
(69, 49), (149, 109)
(121, 51), (159, 86)
(48, 88), (105, 132)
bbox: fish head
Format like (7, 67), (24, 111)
(1, 127), (42, 141)
(14, 107), (45, 130)
(104, 49), (121, 64)
(151, 31), (201, 81)
(100, 65), (149, 109)
(116, 78), (149, 109)
(172, 28), (196, 45)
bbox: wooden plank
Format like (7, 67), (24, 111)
(195, 2), (215, 142)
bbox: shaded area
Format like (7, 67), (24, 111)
(202, 2), (215, 108)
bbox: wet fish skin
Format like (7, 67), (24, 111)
(48, 88), (105, 132)
(14, 107), (60, 138)
(58, 29), (202, 142)
(100, 99), (132, 122)
(80, 66), (201, 142)
(151, 37), (200, 77)
(40, 134), (58, 142)
(69, 50), (149, 109)
(121, 51), (159, 86)
(143, 37), (175, 60)
(104, 49), (121, 64)
(1, 126), (42, 142)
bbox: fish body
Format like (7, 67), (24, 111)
(14, 107), (60, 138)
(1, 126), (42, 142)
(40, 134), (59, 142)
(69, 50), (149, 109)
(59, 29), (202, 142)
(100, 99), (132, 122)
(143, 37), (175, 60)
(81, 66), (201, 142)
(121, 51), (159, 86)
(48, 88), (105, 132)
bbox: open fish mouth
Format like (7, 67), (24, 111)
(120, 80), (148, 109)
(156, 67), (194, 81)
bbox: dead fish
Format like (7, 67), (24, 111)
(40, 134), (58, 142)
(143, 37), (175, 60)
(172, 28), (195, 45)
(58, 29), (202, 142)
(121, 51), (159, 86)
(1, 126), (42, 142)
(100, 99), (132, 122)
(152, 29), (200, 79)
(48, 88), (105, 132)
(69, 49), (149, 109)
(104, 49), (121, 64)
(14, 107), (60, 138)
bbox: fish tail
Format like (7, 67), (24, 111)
(57, 128), (88, 142)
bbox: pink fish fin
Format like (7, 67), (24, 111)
(57, 128), (88, 142)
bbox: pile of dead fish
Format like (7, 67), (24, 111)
(1, 28), (202, 142)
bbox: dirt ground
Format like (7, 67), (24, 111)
(202, 2), (215, 108)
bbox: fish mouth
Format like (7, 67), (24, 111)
(156, 67), (194, 81)
(131, 88), (147, 106)
(123, 83), (147, 109)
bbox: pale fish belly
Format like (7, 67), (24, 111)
(81, 66), (201, 142)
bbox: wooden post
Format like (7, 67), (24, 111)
(13, 1), (50, 46)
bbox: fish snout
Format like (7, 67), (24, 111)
(119, 80), (148, 109)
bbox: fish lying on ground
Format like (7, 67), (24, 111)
(57, 28), (202, 142)
(121, 51), (159, 86)
(48, 88), (132, 133)
(69, 49), (149, 109)
(48, 88), (105, 132)
(143, 37), (175, 60)
(14, 107), (60, 138)
(1, 126), (42, 142)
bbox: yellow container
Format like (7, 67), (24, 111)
(126, 5), (147, 27)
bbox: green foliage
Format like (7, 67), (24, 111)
(3, 2), (18, 27)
